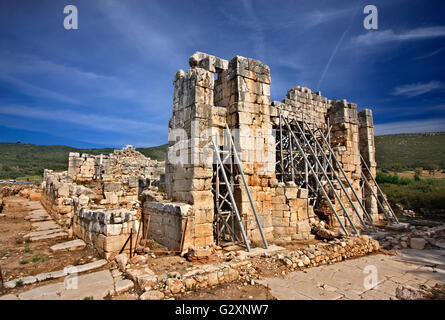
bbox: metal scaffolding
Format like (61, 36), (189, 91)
(211, 112), (398, 247)
(211, 127), (269, 251)
(276, 113), (383, 234)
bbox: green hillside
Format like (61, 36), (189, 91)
(1, 132), (444, 179)
(375, 132), (445, 170)
(0, 143), (167, 180)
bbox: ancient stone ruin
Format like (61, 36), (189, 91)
(41, 52), (396, 260)
(159, 51), (388, 253)
(41, 146), (164, 258)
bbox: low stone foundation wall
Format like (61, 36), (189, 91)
(276, 235), (380, 270)
(40, 169), (97, 233)
(73, 208), (140, 259)
(123, 235), (380, 299)
(142, 201), (192, 251)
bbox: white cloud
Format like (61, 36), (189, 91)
(0, 104), (165, 134)
(0, 52), (154, 107)
(392, 81), (445, 97)
(354, 26), (445, 45)
(0, 73), (79, 105)
(375, 118), (445, 135)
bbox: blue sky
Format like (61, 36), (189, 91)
(0, 0), (444, 148)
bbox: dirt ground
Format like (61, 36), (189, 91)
(176, 282), (272, 300)
(0, 196), (102, 295)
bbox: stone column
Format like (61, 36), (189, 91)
(165, 60), (216, 249)
(223, 56), (275, 243)
(327, 100), (363, 226)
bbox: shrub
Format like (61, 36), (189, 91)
(379, 177), (445, 212)
(424, 163), (439, 176)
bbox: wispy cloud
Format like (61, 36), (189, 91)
(0, 73), (79, 105)
(392, 81), (445, 97)
(375, 118), (445, 135)
(96, 0), (194, 68)
(0, 104), (164, 133)
(316, 3), (362, 90)
(415, 46), (445, 60)
(0, 52), (153, 107)
(354, 26), (445, 45)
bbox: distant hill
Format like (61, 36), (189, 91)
(1, 132), (444, 179)
(375, 132), (445, 170)
(0, 143), (168, 179)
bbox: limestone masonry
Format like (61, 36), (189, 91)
(41, 52), (381, 259)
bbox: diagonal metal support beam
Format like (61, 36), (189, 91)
(289, 119), (359, 234)
(303, 120), (376, 233)
(225, 124), (269, 249)
(312, 121), (377, 230)
(281, 116), (350, 236)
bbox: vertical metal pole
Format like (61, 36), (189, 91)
(215, 164), (220, 244)
(288, 130), (295, 182)
(282, 118), (349, 236)
(225, 124), (269, 249)
(279, 111), (285, 182)
(360, 155), (399, 223)
(211, 137), (251, 251)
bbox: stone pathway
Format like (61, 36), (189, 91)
(23, 201), (68, 242)
(2, 259), (108, 289)
(0, 266), (133, 300)
(0, 198), (112, 298)
(258, 249), (445, 300)
(50, 239), (86, 252)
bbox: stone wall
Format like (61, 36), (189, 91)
(73, 208), (139, 259)
(68, 145), (163, 184)
(141, 198), (192, 251)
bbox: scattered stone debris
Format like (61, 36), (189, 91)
(396, 285), (428, 300)
(309, 219), (343, 240)
(378, 222), (445, 251)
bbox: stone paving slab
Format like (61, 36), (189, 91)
(60, 270), (115, 300)
(11, 270), (114, 300)
(18, 282), (65, 300)
(2, 259), (108, 289)
(50, 239), (86, 252)
(115, 279), (134, 294)
(31, 220), (60, 231)
(24, 229), (64, 239)
(0, 294), (19, 300)
(237, 245), (286, 259)
(26, 201), (44, 210)
(29, 231), (68, 242)
(259, 250), (445, 300)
